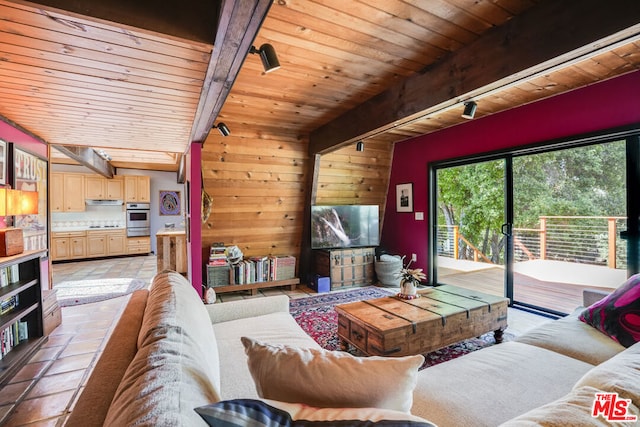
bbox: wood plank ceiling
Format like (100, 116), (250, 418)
(0, 0), (639, 171)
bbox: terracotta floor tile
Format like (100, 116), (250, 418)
(45, 353), (94, 376)
(30, 345), (64, 363)
(0, 380), (32, 405)
(59, 339), (103, 358)
(27, 369), (85, 399)
(2, 390), (74, 426)
(0, 404), (14, 424)
(9, 361), (51, 384)
(41, 334), (72, 347)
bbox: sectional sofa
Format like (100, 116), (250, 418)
(66, 270), (639, 426)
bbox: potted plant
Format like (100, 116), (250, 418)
(397, 260), (426, 299)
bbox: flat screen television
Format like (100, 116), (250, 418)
(311, 205), (379, 249)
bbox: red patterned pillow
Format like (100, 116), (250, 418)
(579, 274), (640, 347)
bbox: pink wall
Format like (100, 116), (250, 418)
(0, 119), (48, 158)
(186, 142), (203, 297)
(382, 70), (640, 276)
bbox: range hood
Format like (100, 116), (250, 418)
(85, 199), (124, 206)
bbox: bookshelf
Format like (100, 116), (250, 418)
(0, 250), (47, 385)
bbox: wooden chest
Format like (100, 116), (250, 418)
(335, 284), (509, 357)
(314, 247), (376, 290)
(0, 228), (24, 257)
(42, 289), (61, 336)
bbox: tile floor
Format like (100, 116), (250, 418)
(0, 255), (550, 426)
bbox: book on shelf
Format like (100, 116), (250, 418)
(0, 265), (20, 288)
(0, 321), (28, 359)
(0, 294), (19, 315)
(226, 255), (297, 285)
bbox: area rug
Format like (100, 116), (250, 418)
(55, 278), (149, 307)
(289, 286), (513, 369)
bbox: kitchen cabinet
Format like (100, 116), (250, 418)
(51, 231), (86, 260)
(0, 250), (48, 385)
(51, 173), (85, 212)
(127, 236), (151, 255)
(124, 176), (150, 203)
(87, 230), (126, 257)
(85, 176), (124, 200)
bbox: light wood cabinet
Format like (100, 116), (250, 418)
(53, 230), (125, 261)
(51, 173), (85, 212)
(127, 236), (151, 254)
(51, 231), (86, 260)
(124, 176), (150, 203)
(85, 176), (124, 200)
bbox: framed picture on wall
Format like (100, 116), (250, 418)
(396, 182), (413, 212)
(159, 190), (181, 215)
(13, 147), (48, 251)
(0, 139), (6, 185)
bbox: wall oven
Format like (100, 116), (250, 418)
(126, 202), (150, 237)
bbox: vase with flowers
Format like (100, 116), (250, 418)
(396, 259), (426, 300)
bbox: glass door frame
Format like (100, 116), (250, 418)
(429, 127), (640, 313)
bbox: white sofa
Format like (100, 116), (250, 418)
(66, 271), (640, 426)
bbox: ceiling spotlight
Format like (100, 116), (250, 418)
(249, 43), (281, 73)
(213, 122), (230, 137)
(356, 141), (364, 152)
(462, 101), (477, 119)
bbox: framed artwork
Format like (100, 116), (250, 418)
(159, 190), (181, 215)
(396, 182), (413, 213)
(13, 147), (48, 251)
(0, 139), (6, 185)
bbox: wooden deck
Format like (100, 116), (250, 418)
(436, 258), (623, 314)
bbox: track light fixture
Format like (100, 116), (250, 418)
(213, 122), (230, 137)
(462, 101), (477, 119)
(249, 43), (281, 73)
(356, 141), (364, 152)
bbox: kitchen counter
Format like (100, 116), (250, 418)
(156, 229), (186, 274)
(52, 226), (126, 232)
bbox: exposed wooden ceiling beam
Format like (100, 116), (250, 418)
(52, 145), (115, 178)
(189, 0), (273, 143)
(309, 0), (640, 154)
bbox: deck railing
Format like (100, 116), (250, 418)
(438, 216), (627, 269)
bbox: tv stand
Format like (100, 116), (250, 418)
(313, 247), (376, 290)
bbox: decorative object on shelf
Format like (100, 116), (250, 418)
(0, 188), (39, 256)
(397, 259), (426, 300)
(203, 287), (217, 304)
(396, 182), (413, 213)
(159, 190), (181, 216)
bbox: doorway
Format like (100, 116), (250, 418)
(432, 135), (636, 314)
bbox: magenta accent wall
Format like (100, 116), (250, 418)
(186, 142), (203, 297)
(0, 120), (47, 158)
(382, 70), (640, 276)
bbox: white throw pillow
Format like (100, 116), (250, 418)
(241, 336), (424, 413)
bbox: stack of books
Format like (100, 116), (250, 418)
(208, 243), (228, 267)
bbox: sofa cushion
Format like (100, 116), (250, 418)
(499, 386), (639, 426)
(104, 271), (221, 426)
(411, 341), (594, 427)
(195, 399), (436, 427)
(574, 341), (640, 407)
(214, 311), (321, 400)
(579, 274), (640, 347)
(241, 337), (424, 413)
(137, 271), (220, 391)
(515, 311), (624, 365)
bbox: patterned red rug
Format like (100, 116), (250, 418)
(289, 286), (512, 369)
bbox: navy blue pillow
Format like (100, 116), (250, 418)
(195, 399), (436, 427)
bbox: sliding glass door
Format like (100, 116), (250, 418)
(434, 159), (506, 297)
(512, 141), (627, 313)
(433, 135), (635, 314)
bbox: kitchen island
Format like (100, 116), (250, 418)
(156, 228), (187, 274)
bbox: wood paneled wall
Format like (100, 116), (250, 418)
(201, 128), (309, 259)
(200, 128), (394, 272)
